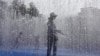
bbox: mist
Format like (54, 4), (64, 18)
(4, 0), (100, 17)
(0, 0), (100, 56)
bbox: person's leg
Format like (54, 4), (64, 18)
(53, 40), (57, 56)
(47, 38), (53, 56)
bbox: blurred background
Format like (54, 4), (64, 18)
(0, 0), (100, 53)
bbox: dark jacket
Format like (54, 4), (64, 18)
(47, 18), (58, 41)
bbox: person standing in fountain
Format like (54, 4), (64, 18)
(47, 12), (63, 56)
(14, 32), (23, 49)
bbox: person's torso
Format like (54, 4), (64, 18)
(47, 21), (57, 36)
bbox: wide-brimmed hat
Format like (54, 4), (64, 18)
(50, 12), (57, 17)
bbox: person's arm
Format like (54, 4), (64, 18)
(52, 23), (64, 35)
(56, 30), (64, 35)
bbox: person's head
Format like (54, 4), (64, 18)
(49, 12), (57, 21)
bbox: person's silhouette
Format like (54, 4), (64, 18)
(14, 32), (23, 48)
(47, 12), (63, 56)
